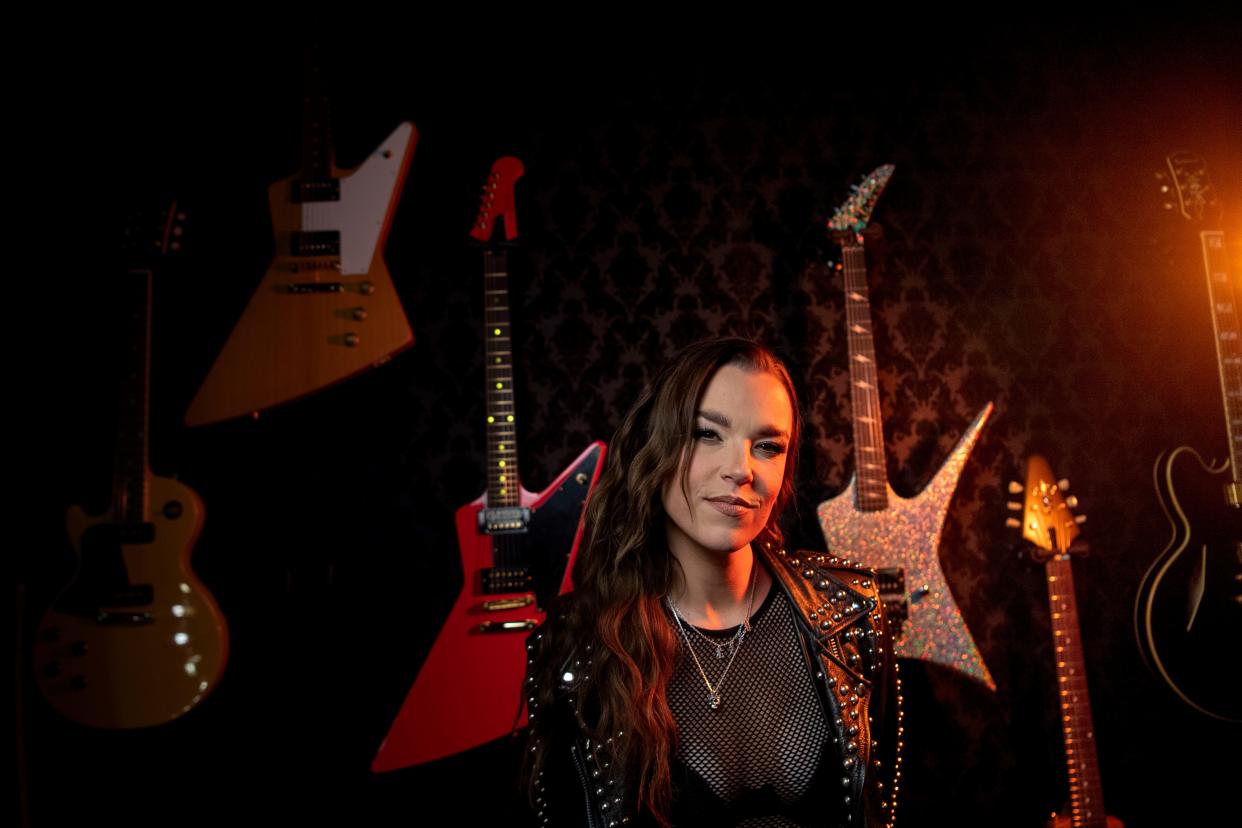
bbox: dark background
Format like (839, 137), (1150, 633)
(18, 24), (1241, 827)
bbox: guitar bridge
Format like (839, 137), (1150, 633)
(876, 567), (908, 639)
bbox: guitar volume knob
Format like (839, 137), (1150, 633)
(352, 307), (368, 321)
(344, 333), (360, 347)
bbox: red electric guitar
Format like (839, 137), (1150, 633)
(373, 157), (605, 771)
(34, 204), (229, 728)
(1008, 456), (1122, 828)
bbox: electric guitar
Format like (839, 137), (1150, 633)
(372, 157), (605, 771)
(1008, 456), (1123, 828)
(185, 63), (416, 426)
(816, 165), (995, 688)
(1134, 152), (1242, 722)
(34, 204), (229, 728)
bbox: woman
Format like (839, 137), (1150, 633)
(525, 337), (898, 827)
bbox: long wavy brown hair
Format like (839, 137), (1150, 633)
(527, 337), (802, 826)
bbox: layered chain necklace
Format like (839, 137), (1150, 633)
(668, 563), (758, 710)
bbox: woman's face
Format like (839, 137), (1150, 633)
(662, 363), (794, 564)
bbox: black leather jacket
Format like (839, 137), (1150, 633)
(525, 545), (900, 827)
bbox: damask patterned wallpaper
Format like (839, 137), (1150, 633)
(26, 29), (1239, 827)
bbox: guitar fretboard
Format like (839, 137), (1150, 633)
(484, 250), (520, 506)
(113, 268), (152, 524)
(1201, 231), (1241, 479)
(841, 242), (889, 510)
(1045, 556), (1107, 828)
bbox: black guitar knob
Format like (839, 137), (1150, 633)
(344, 333), (360, 347)
(352, 307), (368, 321)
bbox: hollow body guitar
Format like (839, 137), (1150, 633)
(1135, 152), (1241, 722)
(816, 165), (995, 689)
(373, 158), (604, 771)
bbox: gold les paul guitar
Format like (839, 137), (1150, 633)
(34, 205), (228, 728)
(1008, 456), (1122, 828)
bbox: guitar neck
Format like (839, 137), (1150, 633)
(841, 241), (890, 510)
(1044, 556), (1107, 828)
(299, 59), (333, 179)
(1199, 230), (1242, 481)
(484, 250), (520, 504)
(113, 268), (152, 524)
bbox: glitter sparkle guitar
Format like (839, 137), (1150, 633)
(816, 165), (995, 688)
(372, 157), (605, 771)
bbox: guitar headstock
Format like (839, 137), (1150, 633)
(470, 156), (525, 244)
(828, 164), (895, 242)
(1006, 455), (1087, 561)
(121, 200), (187, 265)
(1158, 151), (1222, 226)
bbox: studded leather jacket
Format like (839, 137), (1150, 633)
(525, 545), (901, 828)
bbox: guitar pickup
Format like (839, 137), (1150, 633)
(482, 566), (533, 595)
(95, 610), (155, 626)
(482, 596), (534, 612)
(290, 231), (341, 256)
(291, 178), (341, 203)
(478, 507), (531, 534)
(476, 619), (538, 633)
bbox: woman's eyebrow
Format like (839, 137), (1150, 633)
(698, 410), (789, 439)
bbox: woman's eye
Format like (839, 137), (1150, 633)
(756, 442), (787, 457)
(694, 427), (720, 442)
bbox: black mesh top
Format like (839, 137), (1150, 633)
(667, 587), (837, 827)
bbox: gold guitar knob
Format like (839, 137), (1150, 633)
(359, 281), (376, 295)
(344, 333), (360, 347)
(352, 307), (368, 321)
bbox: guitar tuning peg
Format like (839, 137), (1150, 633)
(1065, 495), (1079, 509)
(1007, 501), (1023, 511)
(1056, 478), (1070, 491)
(1005, 517), (1021, 529)
(1008, 481), (1024, 494)
(1074, 515), (1087, 525)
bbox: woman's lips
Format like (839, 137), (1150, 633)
(705, 496), (758, 517)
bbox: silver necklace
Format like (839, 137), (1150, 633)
(668, 562), (759, 710)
